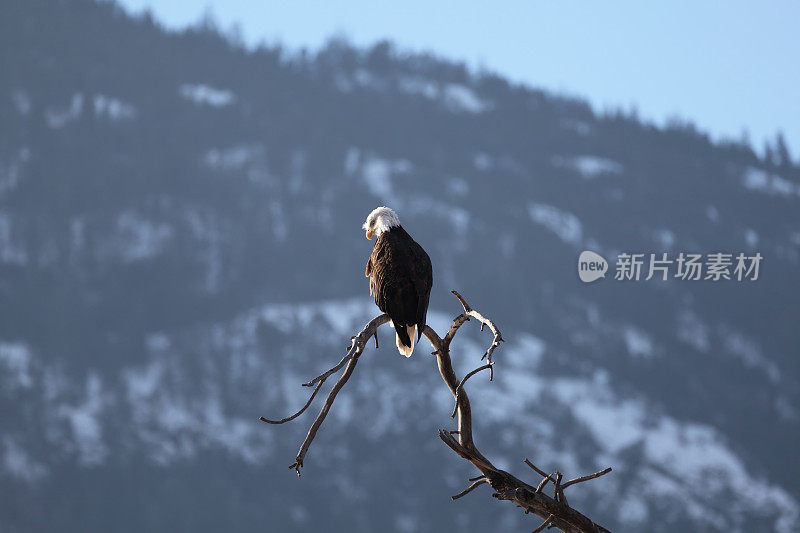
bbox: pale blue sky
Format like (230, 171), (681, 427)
(118, 0), (800, 158)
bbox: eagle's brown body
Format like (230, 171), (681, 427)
(365, 225), (433, 357)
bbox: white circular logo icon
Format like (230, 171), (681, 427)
(578, 251), (608, 283)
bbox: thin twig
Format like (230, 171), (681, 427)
(259, 379), (325, 424)
(449, 290), (504, 363)
(524, 458), (549, 478)
(553, 472), (562, 501)
(302, 351), (352, 387)
(532, 515), (555, 533)
(451, 290), (473, 312)
(451, 363), (493, 418)
(554, 472), (569, 506)
(536, 472), (555, 493)
(442, 313), (470, 348)
(561, 468), (613, 491)
(451, 479), (487, 500)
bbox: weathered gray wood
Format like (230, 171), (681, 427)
(262, 292), (612, 532)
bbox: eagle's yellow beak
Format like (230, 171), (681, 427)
(366, 229), (374, 240)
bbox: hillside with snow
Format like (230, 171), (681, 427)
(1, 1), (799, 531)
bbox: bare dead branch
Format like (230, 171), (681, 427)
(259, 379), (325, 424)
(442, 313), (470, 347)
(424, 292), (611, 532)
(263, 313), (390, 476)
(561, 468), (613, 491)
(554, 472), (562, 500)
(451, 363), (493, 418)
(536, 472), (555, 493)
(554, 471), (570, 506)
(524, 459), (549, 478)
(447, 290), (504, 363)
(302, 352), (351, 388)
(452, 479), (488, 500)
(263, 292), (611, 531)
(451, 289), (473, 312)
(533, 515), (555, 533)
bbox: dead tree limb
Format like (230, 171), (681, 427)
(451, 363), (493, 418)
(451, 478), (488, 500)
(525, 458), (549, 478)
(260, 313), (390, 476)
(561, 468), (612, 491)
(533, 515), (555, 533)
(262, 292), (611, 531)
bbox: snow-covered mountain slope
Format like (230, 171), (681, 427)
(1, 1), (798, 531)
(4, 297), (796, 531)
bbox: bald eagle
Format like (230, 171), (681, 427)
(363, 207), (433, 357)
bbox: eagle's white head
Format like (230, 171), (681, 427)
(362, 206), (400, 240)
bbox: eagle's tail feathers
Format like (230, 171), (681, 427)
(396, 325), (415, 358)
